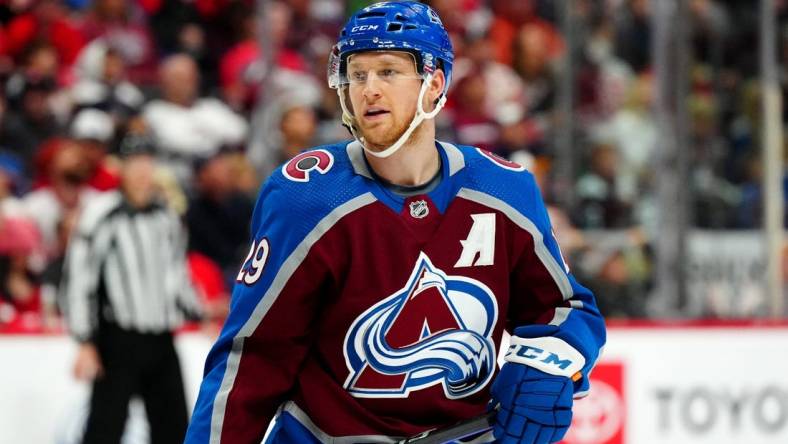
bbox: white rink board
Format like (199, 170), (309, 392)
(590, 326), (788, 444)
(1, 327), (788, 444)
(0, 334), (213, 444)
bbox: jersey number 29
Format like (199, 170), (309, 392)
(236, 238), (270, 285)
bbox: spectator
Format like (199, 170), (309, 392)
(734, 153), (788, 229)
(576, 229), (651, 318)
(71, 40), (145, 120)
(427, 0), (478, 35)
(217, 3), (267, 113)
(69, 108), (121, 191)
(725, 80), (760, 184)
(577, 17), (634, 124)
(281, 0), (340, 56)
(573, 141), (633, 229)
(0, 159), (40, 326)
(23, 139), (98, 269)
(134, 0), (217, 95)
(513, 23), (560, 116)
(1, 0), (85, 71)
(278, 103), (319, 160)
(245, 69), (322, 178)
(0, 152), (27, 215)
(591, 72), (658, 229)
(689, 0), (731, 67)
(613, 0), (651, 73)
(489, 0), (563, 66)
(299, 32), (348, 146)
(142, 53), (248, 186)
(0, 216), (42, 324)
(452, 30), (526, 122)
(688, 93), (741, 228)
(76, 0), (158, 85)
(218, 1), (310, 113)
(494, 102), (543, 163)
(143, 0), (199, 48)
(16, 41), (61, 83)
(186, 149), (253, 279)
(450, 66), (498, 151)
(1, 74), (62, 173)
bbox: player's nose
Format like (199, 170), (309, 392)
(362, 72), (383, 99)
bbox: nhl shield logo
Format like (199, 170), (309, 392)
(409, 200), (429, 219)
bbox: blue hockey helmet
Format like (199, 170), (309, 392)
(328, 1), (454, 158)
(328, 1), (454, 97)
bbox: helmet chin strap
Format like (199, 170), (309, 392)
(338, 73), (447, 159)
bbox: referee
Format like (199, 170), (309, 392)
(61, 133), (203, 444)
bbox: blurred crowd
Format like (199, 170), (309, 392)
(0, 0), (785, 328)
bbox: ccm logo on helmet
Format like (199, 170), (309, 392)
(283, 150), (334, 182)
(351, 25), (379, 32)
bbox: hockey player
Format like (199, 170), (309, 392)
(185, 2), (606, 443)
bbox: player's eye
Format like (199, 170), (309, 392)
(349, 70), (367, 83)
(379, 69), (398, 80)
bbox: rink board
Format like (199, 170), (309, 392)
(1, 324), (787, 444)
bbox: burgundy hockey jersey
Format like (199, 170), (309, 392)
(185, 140), (606, 443)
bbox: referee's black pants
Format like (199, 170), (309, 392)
(82, 325), (189, 444)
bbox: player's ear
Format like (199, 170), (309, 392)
(427, 69), (446, 106)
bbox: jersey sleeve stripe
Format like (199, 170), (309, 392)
(549, 306), (572, 327)
(456, 188), (573, 301)
(209, 192), (377, 444)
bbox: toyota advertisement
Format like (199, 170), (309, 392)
(564, 324), (788, 444)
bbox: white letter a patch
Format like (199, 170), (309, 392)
(455, 213), (496, 267)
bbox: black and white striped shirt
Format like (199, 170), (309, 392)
(61, 191), (203, 341)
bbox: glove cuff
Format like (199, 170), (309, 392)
(504, 336), (586, 378)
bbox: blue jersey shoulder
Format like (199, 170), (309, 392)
(231, 141), (376, 317)
(452, 144), (549, 230)
(250, 141), (371, 235)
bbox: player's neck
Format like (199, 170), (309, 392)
(364, 128), (440, 187)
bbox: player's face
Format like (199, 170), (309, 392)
(346, 51), (424, 150)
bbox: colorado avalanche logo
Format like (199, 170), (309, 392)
(282, 150), (334, 182)
(343, 253), (498, 399)
(477, 148), (526, 172)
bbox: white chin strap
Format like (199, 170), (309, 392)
(338, 73), (447, 159)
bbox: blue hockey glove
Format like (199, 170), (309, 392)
(489, 334), (586, 444)
(490, 364), (573, 444)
